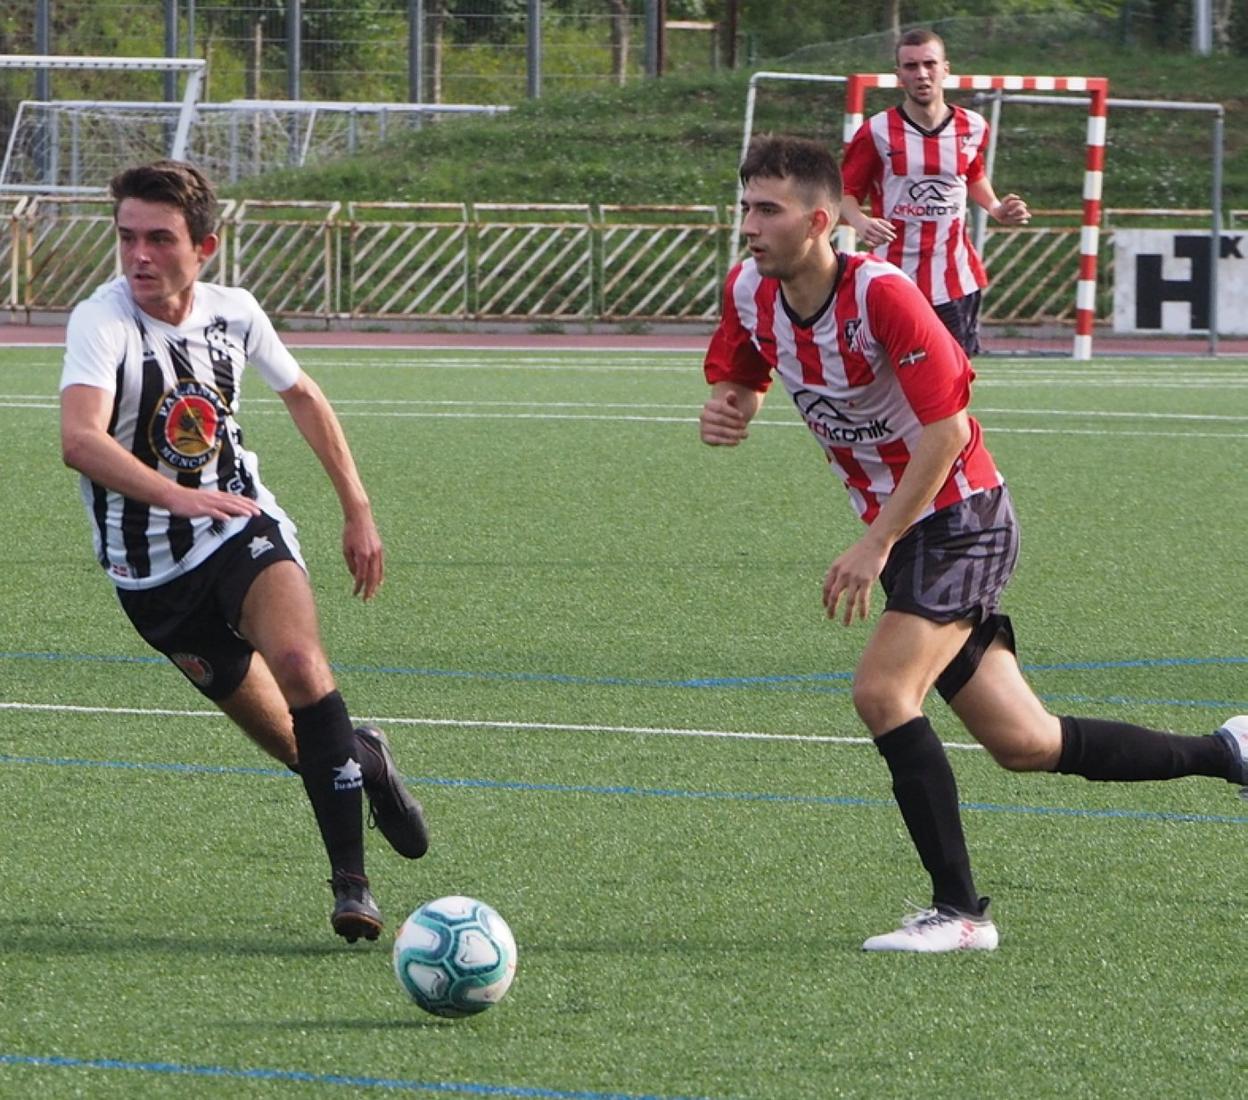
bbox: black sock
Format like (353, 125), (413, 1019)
(875, 716), (979, 914)
(1055, 716), (1236, 782)
(291, 691), (365, 878)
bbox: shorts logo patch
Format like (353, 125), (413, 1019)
(150, 380), (229, 470)
(248, 535), (275, 559)
(171, 652), (214, 687)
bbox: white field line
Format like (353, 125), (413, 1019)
(6, 397), (1247, 436)
(11, 391), (1248, 423)
(204, 397), (1248, 423)
(0, 699), (986, 752)
(290, 357), (699, 372)
(237, 355), (1248, 382)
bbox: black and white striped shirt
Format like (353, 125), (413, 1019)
(61, 277), (303, 589)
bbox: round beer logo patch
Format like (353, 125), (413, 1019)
(150, 380), (229, 470)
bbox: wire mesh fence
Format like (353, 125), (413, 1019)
(1, 100), (511, 192)
(0, 2), (731, 112)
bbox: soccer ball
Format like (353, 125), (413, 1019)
(392, 896), (517, 1017)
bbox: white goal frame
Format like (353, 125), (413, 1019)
(0, 55), (205, 193)
(738, 69), (1110, 359)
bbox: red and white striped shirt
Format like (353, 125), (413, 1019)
(704, 253), (1002, 524)
(841, 105), (989, 306)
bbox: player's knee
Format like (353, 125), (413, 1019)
(265, 645), (333, 700)
(851, 675), (913, 735)
(983, 737), (1060, 773)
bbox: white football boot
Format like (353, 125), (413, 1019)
(1213, 715), (1248, 800)
(863, 899), (999, 953)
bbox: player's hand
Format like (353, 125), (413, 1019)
(165, 486), (262, 522)
(343, 514), (384, 601)
(858, 218), (897, 247)
(992, 194), (1030, 225)
(699, 390), (751, 446)
(822, 538), (891, 626)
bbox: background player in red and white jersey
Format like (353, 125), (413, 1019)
(840, 28), (1030, 355)
(60, 161), (428, 943)
(701, 134), (1248, 953)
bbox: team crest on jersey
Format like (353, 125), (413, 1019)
(204, 316), (241, 371)
(171, 652), (214, 687)
(842, 318), (863, 348)
(150, 380), (229, 470)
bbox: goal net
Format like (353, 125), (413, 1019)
(0, 56), (205, 194)
(3, 98), (510, 193)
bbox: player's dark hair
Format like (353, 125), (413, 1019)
(895, 28), (946, 62)
(739, 135), (842, 204)
(110, 160), (218, 244)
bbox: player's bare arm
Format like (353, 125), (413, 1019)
(968, 176), (1030, 225)
(60, 383), (262, 522)
(278, 373), (384, 600)
(840, 194), (897, 247)
(699, 381), (763, 446)
(822, 411), (971, 625)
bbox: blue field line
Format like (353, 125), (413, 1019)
(3, 651), (1247, 711)
(1030, 692), (1248, 711)
(1, 752), (1244, 826)
(1026, 656), (1248, 672)
(0, 1053), (715, 1100)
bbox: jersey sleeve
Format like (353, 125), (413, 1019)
(703, 268), (773, 392)
(866, 273), (974, 423)
(60, 298), (126, 394)
(965, 118), (988, 185)
(841, 122), (883, 205)
(240, 289), (303, 392)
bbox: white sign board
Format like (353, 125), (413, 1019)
(1113, 229), (1247, 335)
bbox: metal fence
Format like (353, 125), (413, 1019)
(2, 2), (726, 112)
(7, 198), (1242, 329)
(4, 197), (733, 322)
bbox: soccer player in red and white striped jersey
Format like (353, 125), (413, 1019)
(701, 134), (1248, 953)
(840, 29), (1030, 354)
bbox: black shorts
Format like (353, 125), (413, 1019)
(880, 485), (1019, 702)
(934, 290), (982, 357)
(117, 513), (303, 701)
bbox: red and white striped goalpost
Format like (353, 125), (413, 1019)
(844, 73), (1109, 360)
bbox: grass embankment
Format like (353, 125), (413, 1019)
(232, 40), (1246, 213)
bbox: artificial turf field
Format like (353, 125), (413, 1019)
(1, 344), (1246, 1099)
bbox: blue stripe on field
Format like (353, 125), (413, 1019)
(3, 652), (1248, 710)
(1, 753), (1244, 826)
(0, 1053), (713, 1100)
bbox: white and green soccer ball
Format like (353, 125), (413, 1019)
(392, 896), (517, 1017)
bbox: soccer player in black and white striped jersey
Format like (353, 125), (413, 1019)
(60, 160), (428, 943)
